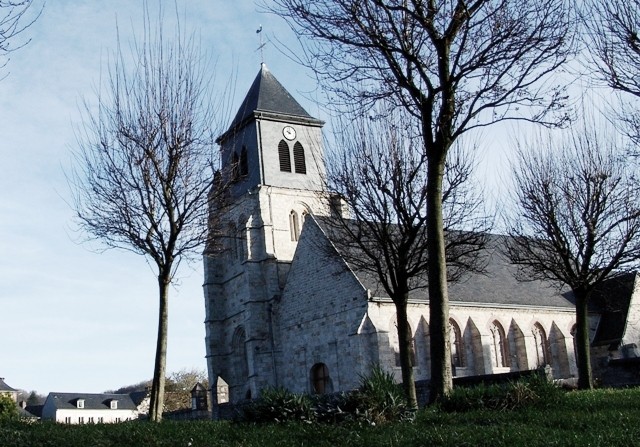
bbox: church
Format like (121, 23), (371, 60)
(202, 64), (640, 407)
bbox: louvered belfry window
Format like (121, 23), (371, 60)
(278, 140), (291, 172)
(293, 142), (306, 174)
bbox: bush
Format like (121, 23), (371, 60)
(348, 366), (415, 425)
(241, 387), (315, 423)
(0, 395), (18, 422)
(439, 374), (564, 412)
(240, 366), (414, 425)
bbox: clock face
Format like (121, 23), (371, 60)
(283, 126), (296, 141)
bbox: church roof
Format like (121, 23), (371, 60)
(225, 64), (318, 134)
(311, 217), (575, 309)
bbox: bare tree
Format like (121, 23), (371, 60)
(505, 122), (640, 389)
(267, 0), (574, 400)
(325, 109), (489, 407)
(582, 0), (640, 150)
(0, 0), (41, 77)
(69, 9), (228, 421)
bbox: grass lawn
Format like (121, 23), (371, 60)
(2, 388), (639, 447)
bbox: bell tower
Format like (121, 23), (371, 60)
(204, 64), (328, 406)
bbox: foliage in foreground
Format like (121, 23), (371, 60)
(2, 388), (640, 447)
(439, 374), (564, 412)
(241, 366), (414, 425)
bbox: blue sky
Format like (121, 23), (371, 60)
(0, 0), (324, 395)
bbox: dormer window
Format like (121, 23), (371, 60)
(110, 400), (118, 410)
(77, 399), (85, 409)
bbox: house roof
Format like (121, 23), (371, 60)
(0, 378), (17, 393)
(45, 392), (138, 411)
(311, 217), (575, 309)
(220, 64), (322, 140)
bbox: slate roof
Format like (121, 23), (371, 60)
(312, 217), (575, 309)
(46, 392), (138, 411)
(0, 378), (17, 393)
(221, 64), (322, 140)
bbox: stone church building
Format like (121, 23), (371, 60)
(203, 64), (640, 406)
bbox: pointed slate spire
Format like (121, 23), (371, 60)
(226, 64), (316, 134)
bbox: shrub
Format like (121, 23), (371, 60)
(240, 366), (414, 425)
(0, 394), (18, 422)
(439, 374), (564, 412)
(348, 366), (415, 425)
(241, 387), (315, 423)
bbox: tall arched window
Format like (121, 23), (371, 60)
(449, 319), (465, 369)
(236, 225), (245, 261)
(289, 210), (300, 241)
(240, 146), (249, 177)
(232, 327), (248, 384)
(532, 323), (550, 367)
(278, 140), (291, 172)
(293, 141), (306, 174)
(490, 320), (510, 368)
(570, 324), (578, 364)
(228, 223), (237, 259)
(310, 363), (331, 394)
(390, 315), (415, 367)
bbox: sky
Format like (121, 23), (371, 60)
(0, 0), (325, 395)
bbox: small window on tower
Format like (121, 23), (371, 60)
(278, 140), (291, 172)
(293, 142), (306, 174)
(240, 146), (249, 177)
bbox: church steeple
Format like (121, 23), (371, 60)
(228, 64), (315, 132)
(217, 65), (325, 195)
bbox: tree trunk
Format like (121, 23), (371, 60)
(427, 152), (453, 402)
(574, 288), (593, 390)
(394, 298), (418, 409)
(148, 274), (170, 421)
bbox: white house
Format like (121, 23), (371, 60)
(41, 392), (142, 424)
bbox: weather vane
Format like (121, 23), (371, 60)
(256, 24), (266, 64)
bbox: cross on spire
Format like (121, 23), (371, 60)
(256, 25), (266, 64)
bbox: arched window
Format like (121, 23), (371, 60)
(310, 363), (331, 394)
(278, 140), (291, 172)
(490, 320), (510, 368)
(231, 152), (240, 181)
(240, 146), (249, 177)
(570, 324), (578, 364)
(532, 323), (550, 367)
(293, 141), (306, 174)
(236, 225), (245, 261)
(228, 223), (237, 259)
(289, 210), (300, 241)
(449, 319), (465, 369)
(390, 315), (415, 367)
(232, 327), (249, 384)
